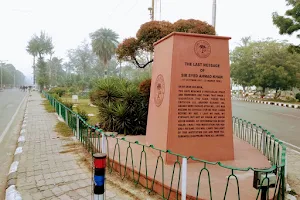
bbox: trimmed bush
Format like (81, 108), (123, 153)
(63, 101), (74, 110)
(49, 87), (67, 97)
(296, 93), (300, 101)
(76, 107), (89, 122)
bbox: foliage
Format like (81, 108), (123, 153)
(136, 21), (174, 52)
(36, 58), (50, 90)
(230, 38), (256, 90)
(296, 93), (300, 101)
(173, 19), (216, 35)
(116, 19), (215, 68)
(94, 77), (149, 135)
(63, 101), (74, 110)
(76, 107), (89, 122)
(139, 79), (151, 98)
(230, 39), (300, 96)
(272, 0), (300, 53)
(26, 31), (54, 84)
(47, 57), (65, 86)
(0, 62), (25, 87)
(90, 28), (119, 71)
(49, 87), (67, 97)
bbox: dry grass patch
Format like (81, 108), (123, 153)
(55, 122), (73, 137)
(42, 100), (55, 113)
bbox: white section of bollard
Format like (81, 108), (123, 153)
(8, 161), (19, 174)
(20, 129), (26, 134)
(18, 136), (25, 142)
(5, 185), (22, 200)
(101, 132), (106, 154)
(22, 124), (26, 128)
(94, 194), (104, 200)
(14, 147), (23, 155)
(181, 157), (187, 200)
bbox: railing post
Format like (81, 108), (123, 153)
(284, 152), (287, 178)
(181, 157), (187, 200)
(65, 109), (68, 126)
(101, 132), (106, 154)
(59, 102), (61, 117)
(76, 116), (80, 139)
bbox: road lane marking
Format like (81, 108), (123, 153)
(0, 95), (27, 144)
(272, 112), (300, 120)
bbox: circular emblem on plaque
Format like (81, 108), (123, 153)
(154, 74), (165, 107)
(194, 40), (211, 58)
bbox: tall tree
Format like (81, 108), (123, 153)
(272, 0), (300, 53)
(90, 28), (119, 76)
(26, 37), (39, 85)
(47, 57), (63, 86)
(26, 31), (54, 84)
(230, 37), (256, 91)
(231, 39), (300, 97)
(36, 58), (49, 91)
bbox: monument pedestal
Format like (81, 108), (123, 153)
(146, 32), (234, 164)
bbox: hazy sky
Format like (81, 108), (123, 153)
(0, 0), (298, 80)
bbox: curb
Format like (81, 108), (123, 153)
(5, 101), (28, 200)
(231, 97), (300, 109)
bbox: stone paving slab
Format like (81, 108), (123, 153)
(286, 149), (300, 198)
(15, 92), (137, 200)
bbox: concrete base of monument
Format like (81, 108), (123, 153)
(104, 135), (273, 200)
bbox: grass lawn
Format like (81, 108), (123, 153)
(61, 97), (99, 125)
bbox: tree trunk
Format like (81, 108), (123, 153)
(104, 61), (108, 78)
(274, 88), (281, 99)
(261, 87), (266, 98)
(33, 56), (36, 85)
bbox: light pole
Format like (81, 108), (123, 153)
(212, 0), (217, 28)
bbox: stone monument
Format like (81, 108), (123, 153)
(146, 32), (234, 163)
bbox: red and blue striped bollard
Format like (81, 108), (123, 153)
(93, 153), (106, 200)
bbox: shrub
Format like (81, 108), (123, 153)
(94, 77), (150, 135)
(49, 87), (67, 97)
(295, 93), (300, 101)
(139, 79), (151, 98)
(76, 107), (89, 122)
(63, 101), (74, 110)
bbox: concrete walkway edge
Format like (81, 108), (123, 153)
(5, 97), (28, 200)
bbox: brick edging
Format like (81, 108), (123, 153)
(5, 100), (28, 200)
(231, 97), (300, 109)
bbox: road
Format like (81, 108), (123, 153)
(232, 100), (300, 148)
(0, 89), (27, 198)
(0, 89), (26, 138)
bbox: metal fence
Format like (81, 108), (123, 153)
(43, 91), (286, 200)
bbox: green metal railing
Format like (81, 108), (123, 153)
(43, 91), (286, 200)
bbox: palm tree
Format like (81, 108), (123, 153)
(26, 36), (39, 84)
(26, 31), (54, 84)
(90, 28), (119, 76)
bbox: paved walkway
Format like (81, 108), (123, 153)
(15, 92), (135, 200)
